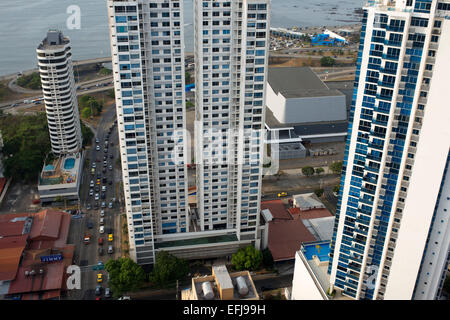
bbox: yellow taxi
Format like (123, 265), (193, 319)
(97, 273), (103, 283)
(108, 234), (113, 242)
(277, 192), (288, 197)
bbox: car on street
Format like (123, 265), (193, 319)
(101, 192), (106, 199)
(88, 221), (93, 229)
(95, 186), (100, 192)
(98, 247), (104, 256)
(97, 274), (103, 283)
(87, 203), (92, 210)
(91, 168), (95, 175)
(108, 234), (113, 242)
(95, 193), (99, 201)
(98, 237), (104, 245)
(108, 180), (113, 185)
(96, 145), (100, 151)
(83, 233), (91, 244)
(109, 165), (113, 171)
(104, 148), (108, 153)
(90, 180), (94, 188)
(278, 192), (288, 197)
(95, 138), (99, 144)
(102, 177), (107, 183)
(110, 154), (113, 159)
(92, 163), (96, 168)
(108, 202), (113, 209)
(105, 288), (111, 298)
(89, 189), (94, 196)
(103, 161), (107, 167)
(101, 202), (106, 208)
(102, 185), (106, 192)
(99, 226), (105, 234)
(95, 286), (102, 296)
(100, 217), (104, 225)
(103, 155), (107, 161)
(94, 202), (99, 210)
(108, 245), (114, 254)
(96, 179), (101, 185)
(100, 210), (105, 217)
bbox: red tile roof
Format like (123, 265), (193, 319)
(261, 200), (292, 220)
(0, 236), (27, 281)
(288, 207), (332, 220)
(268, 219), (316, 261)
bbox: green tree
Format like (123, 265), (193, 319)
(0, 113), (51, 181)
(107, 89), (115, 99)
(333, 185), (340, 193)
(79, 95), (103, 116)
(81, 107), (91, 119)
(80, 121), (94, 147)
(314, 188), (324, 198)
(99, 67), (112, 76)
(320, 56), (336, 67)
(262, 248), (274, 269)
(302, 166), (315, 176)
(105, 257), (147, 297)
(231, 245), (263, 271)
(149, 251), (189, 288)
(329, 161), (343, 174)
(315, 167), (325, 175)
(16, 72), (41, 90)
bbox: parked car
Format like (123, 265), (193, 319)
(100, 218), (104, 225)
(92, 163), (96, 168)
(108, 202), (113, 209)
(105, 288), (111, 298)
(95, 186), (100, 192)
(89, 189), (94, 196)
(102, 185), (106, 192)
(109, 165), (113, 171)
(108, 245), (114, 254)
(110, 154), (113, 159)
(97, 274), (103, 283)
(90, 180), (94, 188)
(101, 192), (106, 200)
(98, 237), (104, 245)
(96, 145), (100, 151)
(95, 286), (102, 296)
(98, 247), (104, 256)
(118, 296), (131, 300)
(87, 221), (93, 229)
(87, 203), (92, 210)
(99, 226), (105, 234)
(95, 138), (99, 144)
(108, 234), (113, 242)
(100, 210), (105, 217)
(101, 202), (106, 208)
(95, 193), (99, 201)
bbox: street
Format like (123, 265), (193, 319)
(66, 103), (123, 300)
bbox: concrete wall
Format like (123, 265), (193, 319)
(291, 251), (327, 300)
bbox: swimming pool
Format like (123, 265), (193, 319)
(302, 241), (330, 262)
(64, 158), (76, 170)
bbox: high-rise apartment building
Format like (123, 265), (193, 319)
(194, 0), (270, 244)
(107, 0), (189, 265)
(37, 30), (82, 155)
(291, 0), (450, 300)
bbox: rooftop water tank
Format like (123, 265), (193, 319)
(202, 281), (214, 300)
(236, 276), (249, 296)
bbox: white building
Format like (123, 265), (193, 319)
(37, 30), (82, 155)
(194, 0), (270, 246)
(107, 0), (189, 265)
(292, 0), (450, 300)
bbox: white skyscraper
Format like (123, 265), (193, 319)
(291, 0), (450, 300)
(107, 0), (189, 265)
(37, 30), (82, 155)
(194, 0), (270, 244)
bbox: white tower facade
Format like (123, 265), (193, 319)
(194, 0), (270, 244)
(327, 0), (450, 300)
(107, 0), (189, 265)
(37, 30), (82, 155)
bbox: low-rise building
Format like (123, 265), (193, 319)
(37, 152), (84, 205)
(0, 209), (74, 300)
(182, 265), (259, 300)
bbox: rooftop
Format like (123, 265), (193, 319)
(154, 234), (238, 249)
(37, 30), (70, 50)
(268, 67), (344, 99)
(39, 153), (81, 186)
(185, 265), (259, 300)
(292, 193), (325, 211)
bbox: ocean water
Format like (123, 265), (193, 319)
(0, 0), (363, 76)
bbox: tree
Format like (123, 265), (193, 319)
(333, 185), (340, 193)
(16, 72), (41, 90)
(262, 248), (274, 269)
(107, 89), (115, 99)
(185, 71), (192, 84)
(80, 121), (94, 147)
(231, 245), (263, 271)
(302, 166), (315, 176)
(320, 56), (336, 67)
(149, 251), (189, 288)
(314, 188), (324, 197)
(0, 113), (51, 181)
(78, 95), (103, 116)
(315, 167), (325, 175)
(81, 107), (91, 119)
(105, 257), (147, 297)
(329, 161), (343, 174)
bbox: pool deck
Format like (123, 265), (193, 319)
(39, 153), (81, 186)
